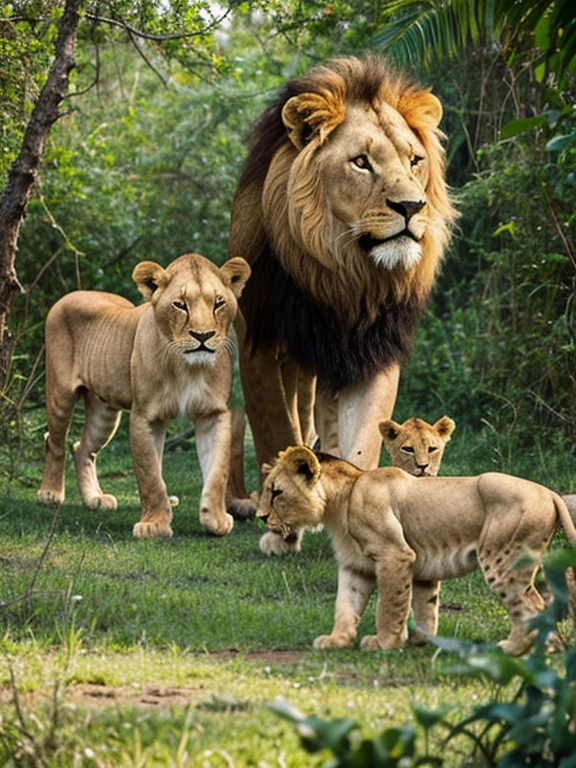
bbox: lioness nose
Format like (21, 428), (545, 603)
(387, 199), (425, 222)
(189, 329), (216, 343)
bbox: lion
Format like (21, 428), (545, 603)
(229, 55), (457, 553)
(256, 438), (576, 656)
(37, 253), (251, 538)
(381, 415), (455, 476)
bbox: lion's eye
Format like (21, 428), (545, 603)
(214, 296), (226, 312)
(173, 300), (187, 312)
(351, 154), (373, 172)
(428, 446), (439, 454)
(410, 155), (424, 168)
(401, 446), (415, 454)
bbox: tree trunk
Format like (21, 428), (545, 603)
(0, 0), (82, 392)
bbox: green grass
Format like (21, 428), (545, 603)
(1, 413), (575, 765)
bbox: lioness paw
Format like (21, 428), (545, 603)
(37, 489), (64, 506)
(259, 531), (301, 557)
(361, 634), (404, 651)
(200, 511), (234, 536)
(84, 493), (118, 511)
(313, 634), (354, 649)
(133, 521), (174, 538)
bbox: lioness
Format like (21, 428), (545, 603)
(257, 439), (576, 656)
(37, 253), (251, 538)
(381, 415), (455, 476)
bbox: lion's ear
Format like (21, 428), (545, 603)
(400, 90), (443, 131)
(280, 446), (321, 484)
(132, 261), (169, 301)
(434, 416), (456, 441)
(282, 88), (346, 150)
(379, 420), (402, 444)
(220, 258), (251, 298)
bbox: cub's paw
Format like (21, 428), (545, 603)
(200, 511), (234, 537)
(259, 531), (301, 557)
(361, 634), (404, 651)
(226, 495), (257, 522)
(313, 633), (354, 649)
(37, 489), (65, 506)
(133, 521), (174, 538)
(84, 493), (118, 511)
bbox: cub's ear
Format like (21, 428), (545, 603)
(220, 258), (251, 298)
(261, 462), (274, 478)
(379, 420), (402, 444)
(282, 87), (346, 150)
(279, 446), (321, 484)
(132, 261), (169, 300)
(434, 415), (456, 441)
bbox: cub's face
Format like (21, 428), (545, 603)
(132, 255), (250, 366)
(380, 416), (455, 477)
(257, 447), (325, 541)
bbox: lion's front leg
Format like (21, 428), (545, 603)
(338, 364), (400, 470)
(410, 580), (441, 645)
(130, 411), (173, 538)
(314, 566), (376, 649)
(195, 409), (234, 536)
(361, 547), (416, 651)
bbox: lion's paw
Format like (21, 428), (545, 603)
(259, 531), (301, 557)
(200, 511), (234, 537)
(85, 493), (118, 511)
(313, 634), (354, 649)
(37, 489), (64, 506)
(133, 521), (174, 538)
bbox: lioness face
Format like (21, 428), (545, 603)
(320, 103), (432, 271)
(132, 255), (250, 366)
(380, 416), (455, 477)
(257, 448), (325, 541)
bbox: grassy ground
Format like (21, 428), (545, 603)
(1, 411), (575, 766)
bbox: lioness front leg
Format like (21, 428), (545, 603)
(130, 412), (173, 538)
(410, 580), (441, 645)
(195, 410), (234, 536)
(361, 547), (416, 651)
(314, 566), (376, 649)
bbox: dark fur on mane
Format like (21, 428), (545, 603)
(240, 250), (426, 392)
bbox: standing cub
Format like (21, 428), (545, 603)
(37, 253), (250, 538)
(257, 438), (576, 656)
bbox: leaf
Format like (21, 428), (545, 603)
(500, 115), (548, 139)
(546, 134), (576, 152)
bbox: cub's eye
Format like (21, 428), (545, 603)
(214, 296), (226, 312)
(172, 300), (187, 312)
(351, 154), (373, 172)
(410, 155), (424, 168)
(401, 446), (415, 454)
(271, 487), (283, 502)
(428, 446), (439, 454)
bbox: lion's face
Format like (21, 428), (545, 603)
(132, 255), (250, 366)
(380, 416), (455, 477)
(257, 447), (325, 541)
(318, 103), (431, 271)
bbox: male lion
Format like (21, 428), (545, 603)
(381, 415), (455, 476)
(37, 253), (251, 538)
(257, 440), (576, 656)
(229, 55), (457, 553)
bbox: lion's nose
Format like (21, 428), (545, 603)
(387, 199), (425, 222)
(189, 329), (216, 344)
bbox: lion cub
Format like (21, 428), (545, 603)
(257, 435), (576, 656)
(37, 253), (250, 538)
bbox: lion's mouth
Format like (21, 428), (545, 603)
(358, 229), (419, 252)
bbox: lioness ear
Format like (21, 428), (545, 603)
(132, 261), (169, 301)
(379, 420), (402, 444)
(282, 87), (346, 150)
(280, 446), (321, 484)
(400, 90), (443, 131)
(434, 416), (456, 441)
(220, 258), (251, 298)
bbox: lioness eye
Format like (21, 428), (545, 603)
(410, 155), (424, 168)
(214, 296), (226, 311)
(401, 446), (415, 454)
(351, 154), (373, 172)
(173, 300), (187, 312)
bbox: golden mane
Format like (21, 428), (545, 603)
(234, 55), (457, 326)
